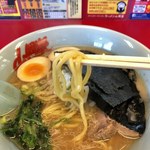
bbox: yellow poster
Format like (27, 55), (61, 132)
(0, 0), (20, 18)
(88, 0), (128, 15)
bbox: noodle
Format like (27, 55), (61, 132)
(7, 47), (136, 150)
(52, 50), (92, 141)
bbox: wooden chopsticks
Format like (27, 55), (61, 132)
(82, 54), (150, 70)
(55, 53), (150, 70)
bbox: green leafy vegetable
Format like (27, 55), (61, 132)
(2, 95), (51, 150)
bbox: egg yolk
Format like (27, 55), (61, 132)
(23, 63), (45, 77)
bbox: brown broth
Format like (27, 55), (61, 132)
(6, 46), (147, 150)
(49, 104), (135, 150)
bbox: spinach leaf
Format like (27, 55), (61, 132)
(2, 95), (51, 150)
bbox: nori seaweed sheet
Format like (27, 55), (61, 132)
(87, 67), (139, 107)
(85, 67), (146, 134)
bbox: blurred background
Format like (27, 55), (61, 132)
(0, 0), (150, 49)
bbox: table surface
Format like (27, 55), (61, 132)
(0, 19), (150, 50)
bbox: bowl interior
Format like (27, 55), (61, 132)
(0, 25), (150, 150)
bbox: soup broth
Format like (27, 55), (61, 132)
(6, 46), (147, 150)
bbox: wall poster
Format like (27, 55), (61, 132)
(20, 0), (82, 19)
(0, 0), (21, 18)
(87, 0), (129, 18)
(131, 0), (150, 19)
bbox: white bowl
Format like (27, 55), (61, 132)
(0, 25), (150, 150)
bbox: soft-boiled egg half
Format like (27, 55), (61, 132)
(17, 57), (51, 82)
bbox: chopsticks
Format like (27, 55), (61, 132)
(54, 53), (150, 70)
(82, 54), (150, 70)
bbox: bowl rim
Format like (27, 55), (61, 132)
(0, 25), (150, 53)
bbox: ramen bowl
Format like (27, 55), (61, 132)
(0, 25), (150, 150)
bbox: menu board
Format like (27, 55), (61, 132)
(20, 0), (43, 19)
(42, 0), (67, 19)
(131, 0), (150, 19)
(87, 0), (129, 18)
(20, 0), (82, 19)
(0, 0), (21, 18)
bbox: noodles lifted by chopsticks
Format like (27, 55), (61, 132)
(52, 50), (92, 141)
